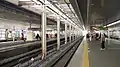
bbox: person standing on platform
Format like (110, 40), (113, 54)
(86, 33), (90, 40)
(5, 29), (9, 41)
(101, 33), (106, 50)
(89, 33), (92, 41)
(21, 30), (25, 42)
(12, 28), (16, 42)
(86, 33), (91, 41)
(36, 34), (40, 40)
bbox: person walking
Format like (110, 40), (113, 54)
(101, 33), (106, 50)
(95, 33), (99, 40)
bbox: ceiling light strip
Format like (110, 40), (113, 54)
(37, 0), (79, 28)
(64, 0), (83, 29)
(107, 20), (120, 27)
(74, 0), (85, 29)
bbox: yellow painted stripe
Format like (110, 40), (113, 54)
(83, 41), (89, 67)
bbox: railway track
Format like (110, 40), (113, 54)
(0, 38), (65, 67)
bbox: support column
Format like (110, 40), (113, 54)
(76, 28), (77, 39)
(71, 26), (72, 41)
(75, 28), (76, 40)
(12, 26), (15, 42)
(78, 30), (80, 37)
(108, 30), (110, 45)
(30, 22), (32, 29)
(57, 15), (60, 50)
(74, 27), (75, 40)
(77, 29), (79, 38)
(65, 22), (67, 44)
(77, 29), (78, 38)
(41, 3), (47, 59)
(69, 24), (71, 42)
(72, 26), (74, 41)
(26, 30), (34, 41)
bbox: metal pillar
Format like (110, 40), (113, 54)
(76, 29), (77, 39)
(75, 28), (76, 40)
(65, 22), (67, 44)
(77, 29), (78, 38)
(77, 30), (79, 37)
(72, 27), (74, 40)
(74, 28), (76, 39)
(72, 26), (74, 41)
(78, 30), (80, 37)
(30, 22), (32, 29)
(12, 26), (15, 42)
(77, 29), (79, 38)
(74, 27), (75, 40)
(57, 15), (60, 50)
(108, 30), (110, 45)
(71, 26), (72, 41)
(41, 3), (46, 60)
(69, 24), (71, 42)
(76, 29), (78, 39)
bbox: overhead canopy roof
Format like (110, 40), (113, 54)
(0, 0), (66, 30)
(0, 0), (57, 25)
(70, 0), (120, 30)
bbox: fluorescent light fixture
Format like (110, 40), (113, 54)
(107, 20), (120, 27)
(20, 0), (80, 29)
(43, 0), (78, 28)
(82, 25), (85, 30)
(104, 26), (106, 27)
(52, 0), (57, 3)
(32, 0), (42, 5)
(19, 0), (31, 1)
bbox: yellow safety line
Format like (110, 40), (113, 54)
(83, 41), (89, 67)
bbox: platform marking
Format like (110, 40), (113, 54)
(83, 41), (89, 67)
